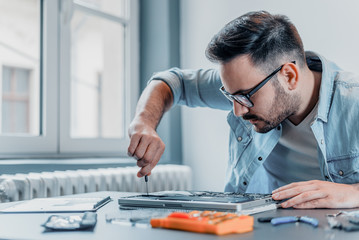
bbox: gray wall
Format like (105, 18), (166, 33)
(140, 0), (182, 165)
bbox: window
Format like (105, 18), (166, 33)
(0, 0), (139, 156)
(2, 66), (34, 135)
(70, 8), (125, 139)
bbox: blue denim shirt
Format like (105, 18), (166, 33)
(151, 52), (359, 193)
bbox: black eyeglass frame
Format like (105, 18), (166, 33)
(220, 61), (296, 108)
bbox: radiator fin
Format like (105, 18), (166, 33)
(0, 164), (192, 202)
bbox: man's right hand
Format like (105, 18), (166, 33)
(127, 80), (173, 178)
(127, 118), (165, 178)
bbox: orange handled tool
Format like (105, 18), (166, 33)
(151, 211), (254, 235)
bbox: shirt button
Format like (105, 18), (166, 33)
(243, 181), (247, 186)
(258, 156), (263, 161)
(277, 126), (281, 131)
(339, 170), (344, 176)
(237, 136), (242, 142)
(325, 175), (329, 180)
(321, 139), (324, 144)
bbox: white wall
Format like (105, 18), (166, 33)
(180, 0), (359, 191)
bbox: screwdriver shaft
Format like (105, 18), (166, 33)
(145, 175), (149, 196)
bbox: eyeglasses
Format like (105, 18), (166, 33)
(220, 61), (296, 108)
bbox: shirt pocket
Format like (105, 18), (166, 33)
(327, 155), (359, 184)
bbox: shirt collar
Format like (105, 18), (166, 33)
(306, 51), (341, 123)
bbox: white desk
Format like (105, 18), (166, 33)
(0, 191), (358, 240)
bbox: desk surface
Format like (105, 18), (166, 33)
(0, 191), (358, 240)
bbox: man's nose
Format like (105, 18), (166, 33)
(233, 101), (249, 117)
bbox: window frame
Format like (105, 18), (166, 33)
(0, 0), (58, 156)
(0, 0), (139, 158)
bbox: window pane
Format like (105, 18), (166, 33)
(71, 10), (125, 139)
(14, 101), (28, 133)
(77, 0), (127, 18)
(1, 100), (10, 132)
(1, 66), (32, 134)
(0, 0), (40, 136)
(16, 68), (30, 93)
(2, 67), (11, 93)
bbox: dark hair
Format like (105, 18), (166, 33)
(205, 11), (305, 71)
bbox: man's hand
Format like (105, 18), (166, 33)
(127, 80), (173, 178)
(272, 180), (359, 209)
(127, 119), (165, 178)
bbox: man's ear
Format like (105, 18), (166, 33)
(281, 62), (298, 90)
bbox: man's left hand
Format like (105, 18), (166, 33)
(272, 180), (359, 209)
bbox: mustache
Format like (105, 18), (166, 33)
(242, 114), (260, 121)
(243, 114), (271, 125)
(242, 114), (269, 123)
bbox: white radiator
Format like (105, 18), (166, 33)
(0, 164), (192, 202)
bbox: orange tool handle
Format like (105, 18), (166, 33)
(151, 212), (254, 235)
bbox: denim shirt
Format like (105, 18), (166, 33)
(150, 52), (359, 193)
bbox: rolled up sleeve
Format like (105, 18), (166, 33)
(149, 68), (232, 111)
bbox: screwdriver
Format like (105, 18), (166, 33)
(145, 175), (149, 196)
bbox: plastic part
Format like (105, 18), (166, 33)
(150, 210), (254, 235)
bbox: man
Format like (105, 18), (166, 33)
(128, 11), (359, 209)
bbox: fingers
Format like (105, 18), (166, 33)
(271, 180), (354, 209)
(136, 141), (165, 177)
(279, 190), (328, 208)
(127, 132), (141, 157)
(272, 180), (319, 194)
(272, 181), (319, 200)
(137, 170), (152, 178)
(127, 129), (165, 178)
(132, 135), (153, 161)
(291, 198), (329, 209)
(136, 142), (164, 167)
(272, 180), (359, 209)
(128, 129), (164, 159)
(271, 180), (328, 208)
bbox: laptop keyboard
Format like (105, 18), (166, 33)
(139, 191), (273, 203)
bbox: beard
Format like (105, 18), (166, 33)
(243, 83), (300, 133)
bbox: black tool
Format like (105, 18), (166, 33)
(145, 175), (149, 196)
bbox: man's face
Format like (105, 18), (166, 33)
(219, 55), (300, 133)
